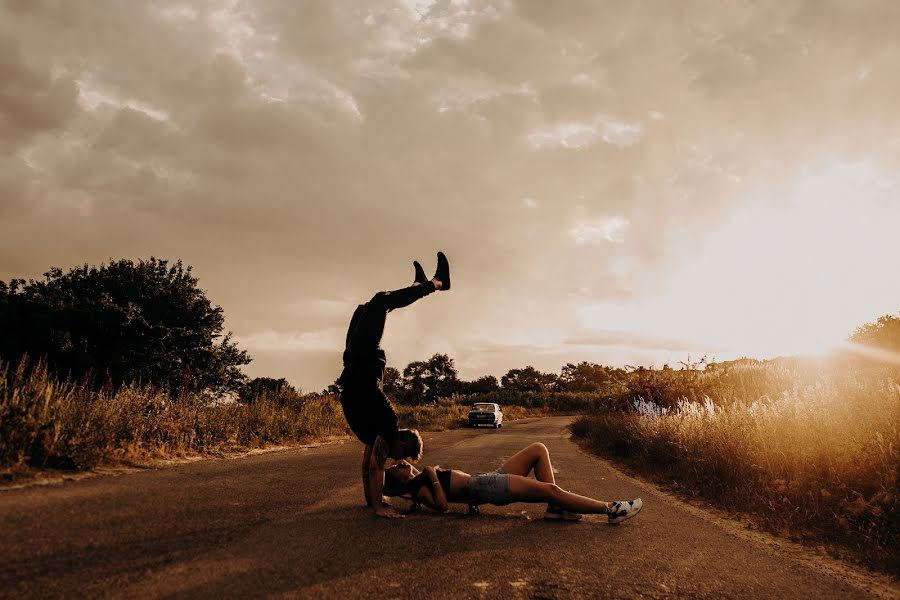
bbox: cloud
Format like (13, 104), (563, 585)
(238, 328), (344, 353)
(1, 0), (899, 389)
(571, 217), (629, 244)
(566, 331), (716, 354)
(0, 30), (79, 153)
(0, 156), (44, 215)
(527, 117), (644, 150)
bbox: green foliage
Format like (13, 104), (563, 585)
(850, 312), (900, 352)
(500, 365), (558, 392)
(401, 353), (460, 404)
(458, 375), (501, 395)
(558, 361), (625, 392)
(0, 258), (250, 396)
(240, 377), (301, 405)
(389, 355), (627, 406)
(382, 366), (403, 398)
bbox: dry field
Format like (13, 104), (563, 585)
(571, 361), (899, 574)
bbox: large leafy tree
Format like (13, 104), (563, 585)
(0, 258), (250, 395)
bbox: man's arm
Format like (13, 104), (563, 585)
(369, 437), (403, 519)
(361, 445), (373, 507)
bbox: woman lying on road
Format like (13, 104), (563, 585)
(383, 442), (642, 523)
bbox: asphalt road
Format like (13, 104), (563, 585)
(1, 416), (896, 599)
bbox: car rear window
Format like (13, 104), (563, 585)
(472, 404), (496, 412)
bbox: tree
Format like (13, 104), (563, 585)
(402, 353), (460, 404)
(557, 362), (620, 392)
(239, 377), (299, 404)
(501, 366), (557, 392)
(459, 375), (501, 395)
(0, 258), (250, 396)
(850, 313), (900, 353)
(326, 367), (409, 399)
(382, 366), (403, 398)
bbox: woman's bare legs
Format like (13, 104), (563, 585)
(506, 475), (611, 514)
(500, 443), (555, 483)
(500, 442), (583, 517)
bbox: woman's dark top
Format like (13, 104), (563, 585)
(409, 468), (452, 500)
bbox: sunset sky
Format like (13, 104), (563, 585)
(2, 0), (899, 391)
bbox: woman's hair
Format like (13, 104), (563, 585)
(396, 429), (423, 462)
(383, 466), (409, 497)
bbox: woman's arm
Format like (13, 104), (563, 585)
(414, 486), (447, 512)
(421, 466), (448, 511)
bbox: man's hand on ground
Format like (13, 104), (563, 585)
(375, 505), (404, 519)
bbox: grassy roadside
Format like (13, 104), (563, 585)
(0, 362), (546, 483)
(0, 362), (345, 480)
(570, 365), (900, 576)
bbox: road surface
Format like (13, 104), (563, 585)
(1, 416), (896, 599)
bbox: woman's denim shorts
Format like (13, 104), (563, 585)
(467, 468), (512, 505)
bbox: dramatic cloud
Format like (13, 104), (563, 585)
(2, 0), (899, 389)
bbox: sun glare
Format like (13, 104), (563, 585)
(581, 171), (900, 360)
(837, 341), (900, 365)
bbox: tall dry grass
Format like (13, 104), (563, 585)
(571, 363), (900, 574)
(0, 361), (548, 480)
(0, 360), (349, 476)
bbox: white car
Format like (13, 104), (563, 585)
(468, 403), (503, 428)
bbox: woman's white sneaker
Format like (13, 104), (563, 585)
(607, 498), (642, 523)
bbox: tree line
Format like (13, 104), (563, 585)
(2, 258), (897, 405)
(320, 354), (626, 406)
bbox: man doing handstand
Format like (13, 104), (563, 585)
(338, 252), (451, 519)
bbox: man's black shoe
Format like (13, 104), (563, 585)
(434, 251), (450, 290)
(413, 261), (427, 284)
